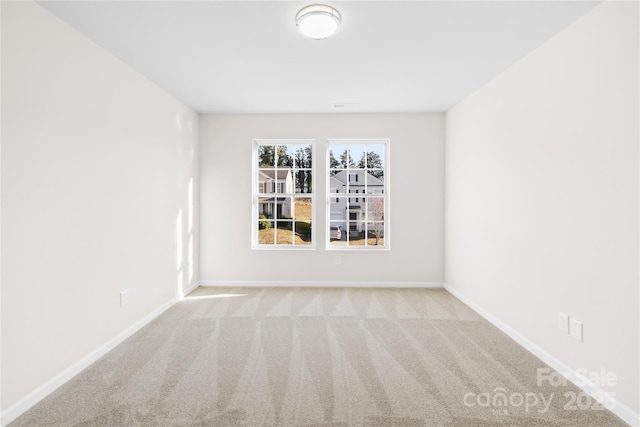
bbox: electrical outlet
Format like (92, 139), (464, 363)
(335, 255), (342, 266)
(557, 312), (569, 333)
(120, 290), (129, 308)
(570, 318), (583, 342)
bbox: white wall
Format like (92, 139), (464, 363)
(200, 114), (444, 285)
(445, 0), (639, 418)
(1, 0), (199, 418)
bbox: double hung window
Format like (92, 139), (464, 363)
(252, 140), (315, 249)
(327, 139), (389, 249)
(252, 138), (388, 250)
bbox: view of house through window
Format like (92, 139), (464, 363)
(328, 140), (389, 249)
(253, 140), (314, 248)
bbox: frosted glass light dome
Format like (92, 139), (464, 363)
(296, 4), (341, 40)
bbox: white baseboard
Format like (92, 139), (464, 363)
(197, 280), (444, 289)
(444, 283), (639, 427)
(181, 281), (200, 299)
(0, 297), (177, 427)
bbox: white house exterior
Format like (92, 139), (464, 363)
(258, 168), (293, 219)
(329, 169), (384, 232)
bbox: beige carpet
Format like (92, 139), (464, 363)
(10, 287), (628, 426)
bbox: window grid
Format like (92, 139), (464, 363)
(253, 140), (315, 249)
(327, 139), (389, 250)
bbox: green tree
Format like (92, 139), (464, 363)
(294, 146), (313, 193)
(304, 145), (313, 168)
(358, 151), (383, 179)
(304, 145), (312, 193)
(329, 150), (339, 168)
(304, 170), (312, 193)
(340, 149), (354, 168)
(258, 215), (272, 230)
(294, 148), (307, 192)
(328, 150), (339, 176)
(276, 146), (293, 167)
(358, 151), (382, 169)
(258, 145), (275, 167)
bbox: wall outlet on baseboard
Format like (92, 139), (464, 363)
(120, 290), (129, 308)
(557, 312), (569, 333)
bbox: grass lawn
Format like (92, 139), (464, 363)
(330, 236), (385, 246)
(294, 199), (312, 220)
(347, 237), (384, 246)
(258, 227), (311, 245)
(257, 199), (313, 245)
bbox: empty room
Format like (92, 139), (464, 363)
(1, 1), (638, 426)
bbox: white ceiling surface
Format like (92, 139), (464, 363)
(38, 1), (599, 114)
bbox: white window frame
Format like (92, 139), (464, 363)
(252, 139), (316, 250)
(326, 138), (390, 250)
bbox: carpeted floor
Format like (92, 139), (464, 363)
(10, 287), (628, 426)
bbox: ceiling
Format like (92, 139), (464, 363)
(38, 1), (600, 114)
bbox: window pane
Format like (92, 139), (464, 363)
(259, 168), (293, 194)
(268, 170), (290, 195)
(275, 226), (293, 245)
(294, 170), (312, 193)
(304, 170), (312, 193)
(258, 199), (276, 220)
(365, 197), (385, 221)
(276, 220), (292, 229)
(294, 221), (312, 245)
(330, 197), (346, 216)
(330, 144), (351, 169)
(330, 170), (349, 193)
(257, 169), (272, 194)
(346, 222), (363, 244)
(274, 196), (292, 219)
(276, 145), (293, 167)
(293, 197), (312, 220)
(293, 145), (312, 169)
(329, 221), (346, 246)
(329, 222), (345, 236)
(257, 221), (275, 244)
(350, 145), (366, 168)
(329, 198), (347, 244)
(365, 171), (384, 193)
(366, 222), (384, 246)
(364, 144), (385, 169)
(347, 202), (363, 220)
(258, 145), (275, 167)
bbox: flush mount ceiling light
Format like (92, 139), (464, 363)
(296, 4), (341, 40)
